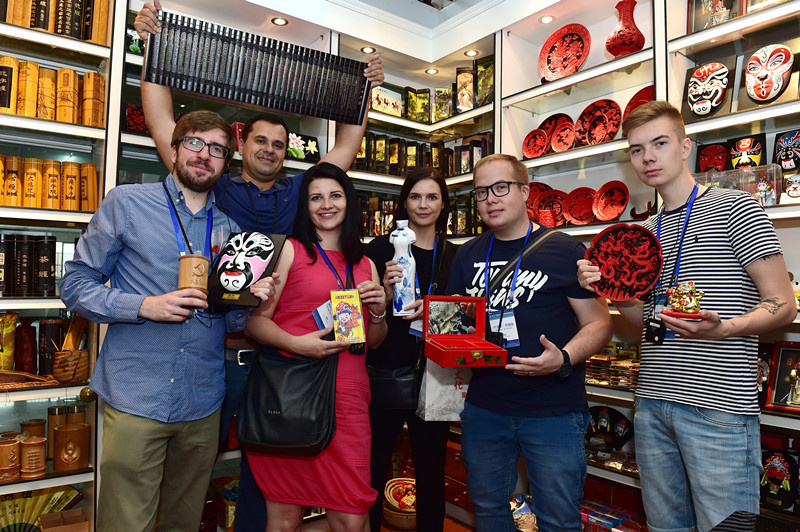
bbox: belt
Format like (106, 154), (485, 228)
(225, 347), (254, 366)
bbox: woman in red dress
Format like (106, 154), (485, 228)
(245, 162), (388, 532)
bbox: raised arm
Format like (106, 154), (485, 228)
(135, 0), (178, 170)
(320, 54), (384, 171)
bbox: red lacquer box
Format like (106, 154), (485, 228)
(422, 295), (507, 367)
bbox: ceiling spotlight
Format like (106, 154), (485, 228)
(464, 49), (479, 57)
(539, 15), (555, 24)
(360, 46), (376, 54)
(271, 17), (288, 26)
(425, 68), (439, 75)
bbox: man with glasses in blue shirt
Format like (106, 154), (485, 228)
(446, 154), (611, 531)
(61, 111), (275, 532)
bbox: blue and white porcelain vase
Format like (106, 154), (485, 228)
(390, 220), (416, 316)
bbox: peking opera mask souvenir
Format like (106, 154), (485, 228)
(730, 137), (764, 169)
(207, 232), (286, 307)
(697, 144), (727, 172)
(687, 62), (729, 116)
(745, 44), (795, 103)
(775, 130), (800, 173)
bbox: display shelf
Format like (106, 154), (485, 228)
(685, 100), (800, 145)
(0, 470), (94, 496)
(0, 206), (93, 225)
(348, 169), (406, 186)
(0, 22), (110, 61)
(587, 464), (640, 488)
(0, 385), (86, 402)
(586, 384), (635, 407)
(367, 106), (494, 143)
(368, 105), (492, 136)
(761, 411), (800, 432)
(126, 52), (144, 66)
(0, 298), (66, 310)
(522, 139), (630, 178)
(1, 115), (106, 142)
(667, 0), (800, 56)
(503, 50), (653, 115)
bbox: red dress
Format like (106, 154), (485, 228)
(248, 238), (378, 514)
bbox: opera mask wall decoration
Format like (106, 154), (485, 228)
(687, 62), (729, 116)
(730, 137), (764, 169)
(775, 130), (800, 173)
(698, 144), (728, 172)
(745, 44), (795, 103)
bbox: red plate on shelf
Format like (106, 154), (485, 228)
(592, 180), (629, 221)
(585, 224), (663, 302)
(551, 121), (575, 152)
(539, 113), (573, 139)
(531, 189), (567, 227)
(538, 24), (591, 82)
(526, 182), (552, 222)
(575, 99), (622, 146)
(522, 129), (548, 160)
(623, 85), (655, 122)
(563, 187), (596, 225)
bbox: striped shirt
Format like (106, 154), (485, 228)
(637, 187), (782, 415)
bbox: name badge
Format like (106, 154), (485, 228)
(653, 293), (675, 339)
(488, 309), (520, 348)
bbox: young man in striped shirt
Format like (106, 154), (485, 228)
(579, 101), (796, 531)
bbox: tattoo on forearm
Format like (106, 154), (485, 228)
(741, 297), (787, 317)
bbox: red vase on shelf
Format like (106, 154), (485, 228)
(605, 0), (645, 58)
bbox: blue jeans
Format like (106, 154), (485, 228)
(634, 397), (761, 532)
(461, 403), (589, 532)
(219, 359), (250, 448)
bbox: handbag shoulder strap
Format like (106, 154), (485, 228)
(487, 229), (557, 295)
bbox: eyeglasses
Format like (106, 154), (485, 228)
(471, 181), (524, 202)
(181, 136), (231, 159)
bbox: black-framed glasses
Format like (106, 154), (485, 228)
(471, 181), (524, 202)
(181, 136), (231, 159)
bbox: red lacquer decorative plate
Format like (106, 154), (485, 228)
(575, 99), (622, 146)
(526, 182), (552, 222)
(585, 224), (663, 301)
(532, 189), (567, 226)
(522, 129), (548, 160)
(551, 121), (575, 152)
(538, 24), (591, 82)
(622, 85), (655, 122)
(592, 180), (629, 221)
(563, 187), (596, 225)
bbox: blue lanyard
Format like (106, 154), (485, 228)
(484, 222), (532, 308)
(314, 243), (352, 289)
(655, 183), (698, 287)
(414, 235), (438, 298)
(163, 183), (213, 258)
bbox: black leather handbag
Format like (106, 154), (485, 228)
(237, 346), (338, 456)
(367, 358), (424, 410)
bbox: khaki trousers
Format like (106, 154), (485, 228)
(96, 404), (220, 532)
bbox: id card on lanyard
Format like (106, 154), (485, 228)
(409, 236), (438, 338)
(483, 224), (532, 348)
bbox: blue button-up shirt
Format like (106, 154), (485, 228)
(212, 171), (305, 233)
(61, 175), (241, 423)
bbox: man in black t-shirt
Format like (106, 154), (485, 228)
(447, 154), (611, 531)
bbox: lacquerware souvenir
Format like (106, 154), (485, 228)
(622, 85), (654, 121)
(538, 24), (591, 82)
(661, 281), (705, 319)
(697, 143), (728, 172)
(686, 62), (730, 116)
(563, 187), (596, 225)
(592, 180), (629, 221)
(522, 129), (548, 160)
(526, 182), (552, 222)
(575, 99), (621, 146)
(585, 223), (662, 301)
(538, 113), (573, 139)
(551, 121), (575, 152)
(745, 44), (795, 103)
(587, 405), (634, 450)
(532, 189), (568, 227)
(729, 135), (765, 169)
(605, 0), (645, 58)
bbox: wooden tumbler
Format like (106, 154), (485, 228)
(79, 163), (97, 212)
(61, 162), (80, 211)
(22, 157), (42, 208)
(16, 61), (39, 118)
(56, 68), (78, 124)
(53, 423), (89, 472)
(20, 418), (46, 438)
(42, 160), (61, 209)
(37, 67), (57, 121)
(0, 438), (20, 484)
(3, 156), (22, 207)
(19, 436), (46, 480)
(47, 405), (66, 460)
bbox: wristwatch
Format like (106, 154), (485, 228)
(556, 349), (572, 379)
